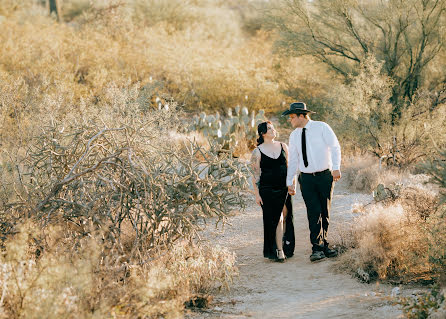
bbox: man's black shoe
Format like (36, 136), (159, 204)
(324, 247), (338, 258)
(309, 251), (325, 262)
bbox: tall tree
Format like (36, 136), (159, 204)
(272, 0), (446, 116)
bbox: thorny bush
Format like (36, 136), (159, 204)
(1, 108), (249, 254)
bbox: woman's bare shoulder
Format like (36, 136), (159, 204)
(251, 147), (261, 157)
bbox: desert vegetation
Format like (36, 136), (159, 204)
(0, 0), (445, 317)
(336, 154), (446, 317)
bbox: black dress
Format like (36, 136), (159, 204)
(258, 144), (295, 259)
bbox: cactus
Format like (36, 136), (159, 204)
(207, 115), (216, 128)
(241, 114), (250, 126)
(235, 105), (240, 116)
(189, 107), (267, 151)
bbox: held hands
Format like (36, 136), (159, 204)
(287, 185), (296, 196)
(332, 170), (341, 182)
(255, 193), (263, 206)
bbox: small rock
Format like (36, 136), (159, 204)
(410, 289), (424, 296)
(356, 267), (370, 283)
(214, 306), (223, 311)
(391, 287), (400, 297)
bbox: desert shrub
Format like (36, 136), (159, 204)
(371, 181), (438, 219)
(337, 204), (433, 283)
(0, 221), (237, 318)
(391, 150), (446, 319)
(343, 155), (401, 193)
(333, 56), (446, 168)
(0, 83), (249, 254)
(2, 124), (248, 251)
(399, 286), (445, 319)
(335, 171), (443, 284)
(0, 0), (289, 127)
(235, 0), (273, 36)
(424, 150), (446, 285)
(397, 186), (439, 220)
(344, 157), (381, 193)
(427, 207), (446, 287)
(62, 0), (92, 21)
(0, 0), (39, 17)
(130, 0), (196, 30)
(0, 72), (248, 316)
(426, 150), (446, 204)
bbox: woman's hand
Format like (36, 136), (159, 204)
(288, 180), (296, 195)
(255, 193), (263, 206)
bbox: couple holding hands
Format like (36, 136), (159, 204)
(250, 102), (342, 262)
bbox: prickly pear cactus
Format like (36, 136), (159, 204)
(187, 106), (267, 151)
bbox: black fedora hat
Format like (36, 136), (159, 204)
(282, 102), (315, 116)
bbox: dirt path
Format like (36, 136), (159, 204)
(190, 179), (404, 319)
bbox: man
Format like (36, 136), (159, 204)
(283, 102), (341, 262)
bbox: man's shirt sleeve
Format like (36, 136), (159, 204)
(322, 123), (341, 170)
(286, 131), (299, 186)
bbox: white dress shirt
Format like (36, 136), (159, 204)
(286, 120), (341, 186)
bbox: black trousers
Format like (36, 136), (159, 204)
(298, 170), (334, 252)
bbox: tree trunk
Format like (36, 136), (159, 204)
(48, 0), (63, 22)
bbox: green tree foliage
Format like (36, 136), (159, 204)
(333, 56), (446, 165)
(272, 0), (446, 115)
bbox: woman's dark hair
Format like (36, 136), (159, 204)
(257, 121), (272, 146)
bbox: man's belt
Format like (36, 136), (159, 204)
(300, 169), (331, 176)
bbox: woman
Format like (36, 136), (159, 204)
(250, 121), (295, 262)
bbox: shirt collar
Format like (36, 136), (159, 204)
(304, 119), (313, 129)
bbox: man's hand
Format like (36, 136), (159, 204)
(288, 185), (296, 196)
(255, 194), (263, 206)
(332, 170), (341, 182)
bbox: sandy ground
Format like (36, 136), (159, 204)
(188, 178), (406, 319)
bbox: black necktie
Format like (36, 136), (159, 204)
(302, 128), (308, 167)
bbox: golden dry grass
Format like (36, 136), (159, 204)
(0, 221), (237, 318)
(334, 180), (443, 284)
(1, 1), (445, 317)
(338, 204), (431, 282)
(343, 155), (402, 193)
